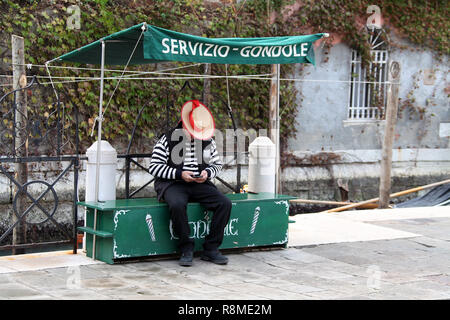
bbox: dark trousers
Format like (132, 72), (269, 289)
(163, 181), (232, 254)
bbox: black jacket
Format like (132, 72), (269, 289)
(152, 122), (218, 201)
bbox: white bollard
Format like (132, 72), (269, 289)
(83, 140), (117, 252)
(248, 136), (276, 194)
(85, 140), (117, 202)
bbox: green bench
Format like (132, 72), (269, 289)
(77, 192), (295, 264)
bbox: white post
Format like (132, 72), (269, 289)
(92, 40), (106, 260)
(248, 137), (276, 193)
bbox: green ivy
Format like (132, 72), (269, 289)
(0, 0), (448, 156)
(0, 0), (300, 154)
(284, 0), (448, 66)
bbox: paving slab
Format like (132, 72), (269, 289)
(219, 282), (309, 300)
(331, 206), (450, 222)
(9, 270), (68, 291)
(44, 288), (112, 300)
(288, 213), (419, 247)
(0, 283), (43, 299)
(0, 250), (102, 274)
(370, 217), (450, 241)
(0, 207), (449, 300)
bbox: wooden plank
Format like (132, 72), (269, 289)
(12, 34), (28, 255)
(323, 179), (450, 213)
(289, 199), (379, 209)
(290, 199), (353, 205)
(379, 61), (401, 208)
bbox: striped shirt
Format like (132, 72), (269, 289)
(149, 134), (222, 180)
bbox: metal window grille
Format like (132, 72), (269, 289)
(348, 28), (389, 120)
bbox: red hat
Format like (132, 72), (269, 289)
(180, 100), (215, 140)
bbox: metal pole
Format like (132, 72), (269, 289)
(92, 40), (106, 260)
(203, 63), (211, 106)
(73, 104), (79, 254)
(125, 157), (130, 198)
(72, 158), (78, 254)
(276, 63), (281, 194)
(269, 65), (277, 193)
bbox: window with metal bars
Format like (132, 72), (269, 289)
(348, 27), (389, 121)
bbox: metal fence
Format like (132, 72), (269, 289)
(0, 76), (80, 254)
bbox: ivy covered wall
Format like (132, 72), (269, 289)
(0, 0), (448, 160)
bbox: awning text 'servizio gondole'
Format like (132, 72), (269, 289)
(144, 25), (325, 65)
(56, 23), (326, 66)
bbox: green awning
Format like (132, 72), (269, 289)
(56, 23), (326, 66)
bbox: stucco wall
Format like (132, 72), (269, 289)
(287, 35), (449, 153)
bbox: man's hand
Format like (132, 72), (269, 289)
(193, 170), (208, 183)
(181, 171), (196, 183)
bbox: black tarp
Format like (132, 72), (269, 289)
(396, 184), (450, 207)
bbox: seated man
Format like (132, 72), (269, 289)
(149, 100), (231, 267)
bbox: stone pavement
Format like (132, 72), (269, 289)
(0, 206), (449, 300)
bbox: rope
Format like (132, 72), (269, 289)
(87, 30), (145, 137)
(0, 72), (273, 81)
(45, 61), (69, 149)
(101, 29), (145, 118)
(225, 64), (232, 112)
(0, 70), (395, 85)
(45, 62), (60, 100)
(34, 76), (394, 86)
(11, 62), (204, 74)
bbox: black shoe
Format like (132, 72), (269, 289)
(201, 250), (228, 265)
(179, 251), (193, 267)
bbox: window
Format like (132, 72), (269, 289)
(348, 27), (389, 121)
